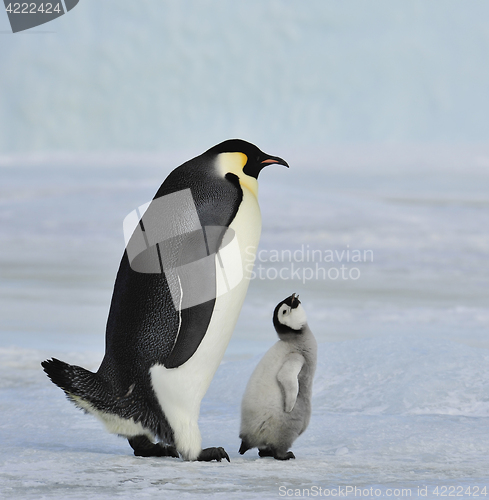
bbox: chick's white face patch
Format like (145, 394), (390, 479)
(279, 304), (291, 318)
(278, 303), (308, 331)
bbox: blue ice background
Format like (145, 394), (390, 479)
(2, 1), (489, 153)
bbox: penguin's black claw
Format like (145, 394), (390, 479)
(274, 451), (295, 460)
(128, 435), (179, 458)
(160, 444), (180, 458)
(198, 447), (230, 462)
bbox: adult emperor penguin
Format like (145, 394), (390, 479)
(239, 293), (317, 460)
(42, 139), (288, 462)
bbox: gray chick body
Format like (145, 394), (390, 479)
(239, 294), (317, 460)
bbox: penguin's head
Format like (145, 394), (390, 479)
(206, 139), (289, 197)
(273, 293), (308, 338)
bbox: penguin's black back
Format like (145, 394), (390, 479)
(97, 152), (243, 403)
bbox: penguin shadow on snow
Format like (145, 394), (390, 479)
(238, 293), (317, 461)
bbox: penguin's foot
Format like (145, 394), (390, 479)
(128, 435), (179, 458)
(258, 447), (294, 460)
(274, 451), (295, 461)
(197, 447), (230, 462)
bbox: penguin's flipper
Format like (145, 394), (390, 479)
(238, 439), (251, 455)
(197, 447), (230, 462)
(162, 226), (230, 369)
(276, 353), (305, 413)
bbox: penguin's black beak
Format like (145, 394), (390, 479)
(290, 293), (300, 309)
(260, 155), (289, 168)
(245, 150), (289, 179)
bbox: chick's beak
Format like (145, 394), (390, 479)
(290, 293), (300, 308)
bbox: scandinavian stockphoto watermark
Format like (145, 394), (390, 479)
(245, 244), (374, 284)
(123, 189), (243, 311)
(122, 190), (373, 309)
(3, 0), (79, 33)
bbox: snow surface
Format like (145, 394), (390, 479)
(2, 337), (489, 500)
(1, 155), (489, 498)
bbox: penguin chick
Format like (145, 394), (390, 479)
(239, 293), (317, 460)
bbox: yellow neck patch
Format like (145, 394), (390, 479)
(217, 152), (259, 198)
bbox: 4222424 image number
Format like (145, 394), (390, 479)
(433, 485), (488, 497)
(5, 3), (62, 14)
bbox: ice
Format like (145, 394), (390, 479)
(1, 154), (488, 498)
(1, 338), (489, 499)
(2, 2), (489, 151)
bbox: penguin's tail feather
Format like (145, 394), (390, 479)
(41, 358), (131, 415)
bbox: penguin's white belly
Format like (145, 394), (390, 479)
(150, 188), (261, 460)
